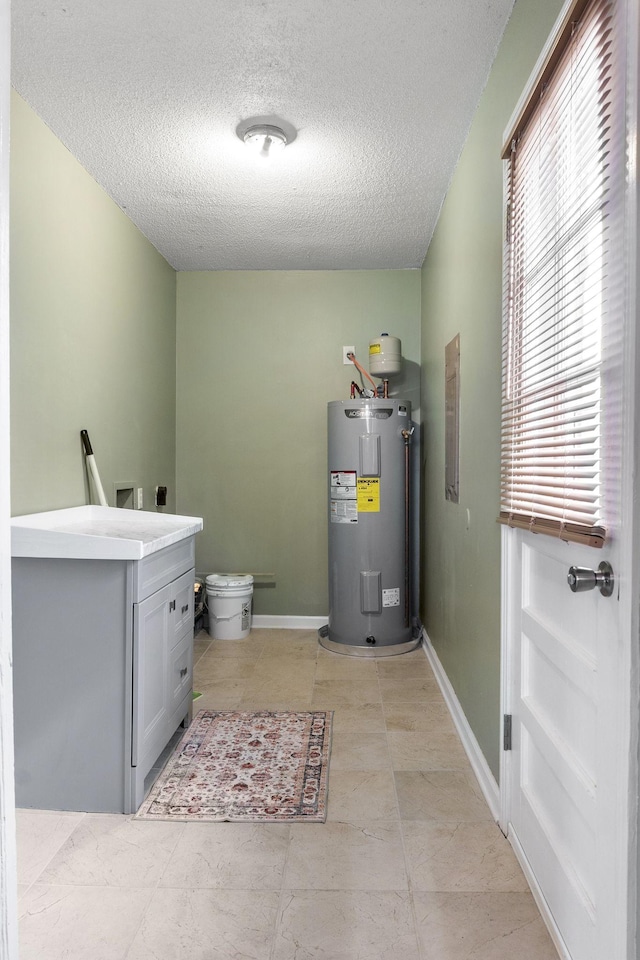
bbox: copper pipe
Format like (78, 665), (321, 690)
(401, 427), (414, 628)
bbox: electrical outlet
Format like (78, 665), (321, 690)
(343, 346), (356, 365)
(136, 487), (144, 510)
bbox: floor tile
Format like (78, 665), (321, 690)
(314, 656), (379, 681)
(205, 638), (266, 659)
(412, 891), (559, 959)
(158, 822), (290, 889)
(273, 890), (421, 960)
(383, 700), (457, 733)
(13, 627), (558, 960)
(261, 628), (317, 644)
(284, 821), (408, 890)
(329, 730), (391, 770)
(329, 703), (387, 734)
(378, 676), (443, 702)
(395, 771), (493, 821)
(192, 679), (247, 710)
(239, 697), (314, 712)
(245, 628), (285, 641)
(327, 770), (399, 821)
(386, 647), (431, 661)
(376, 657), (435, 679)
(126, 888), (280, 960)
(194, 657), (257, 682)
(15, 809), (85, 886)
(18, 883), (153, 960)
(247, 659), (317, 682)
(241, 677), (316, 703)
(402, 821), (529, 891)
(387, 728), (471, 771)
(192, 638), (211, 664)
(312, 679), (381, 706)
(39, 815), (184, 887)
(258, 635), (319, 659)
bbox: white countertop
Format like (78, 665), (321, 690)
(11, 505), (204, 560)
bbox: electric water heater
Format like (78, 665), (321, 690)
(319, 397), (420, 657)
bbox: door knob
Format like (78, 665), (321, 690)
(567, 561), (614, 597)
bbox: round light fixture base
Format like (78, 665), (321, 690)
(242, 124), (288, 157)
(236, 117), (297, 158)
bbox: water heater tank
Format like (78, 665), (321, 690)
(319, 397), (420, 657)
(369, 333), (402, 379)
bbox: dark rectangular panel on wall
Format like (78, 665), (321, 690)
(445, 334), (460, 503)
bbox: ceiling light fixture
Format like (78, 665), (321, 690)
(241, 123), (289, 158)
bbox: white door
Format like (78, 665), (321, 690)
(503, 525), (629, 960)
(501, 1), (639, 956)
(0, 0), (18, 954)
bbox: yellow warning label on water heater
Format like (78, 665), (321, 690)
(369, 344), (381, 354)
(357, 477), (380, 512)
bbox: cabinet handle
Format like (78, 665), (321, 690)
(169, 600), (176, 612)
(180, 667), (188, 678)
(181, 604), (189, 614)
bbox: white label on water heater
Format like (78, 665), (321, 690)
(331, 471), (357, 490)
(331, 500), (358, 523)
(382, 587), (400, 607)
(330, 471), (357, 522)
(331, 485), (356, 500)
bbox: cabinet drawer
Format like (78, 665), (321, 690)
(134, 539), (195, 602)
(168, 635), (193, 720)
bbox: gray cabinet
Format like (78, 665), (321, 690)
(12, 537), (196, 814)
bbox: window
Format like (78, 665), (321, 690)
(499, 0), (618, 547)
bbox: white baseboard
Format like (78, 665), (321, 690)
(421, 628), (501, 822)
(251, 615), (327, 630)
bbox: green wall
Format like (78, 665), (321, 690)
(419, 0), (563, 778)
(176, 270), (421, 616)
(10, 91), (177, 516)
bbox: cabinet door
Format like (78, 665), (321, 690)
(132, 584), (170, 767)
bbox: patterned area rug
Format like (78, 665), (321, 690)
(135, 710), (332, 822)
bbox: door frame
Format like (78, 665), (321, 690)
(0, 0), (18, 955)
(500, 0), (640, 957)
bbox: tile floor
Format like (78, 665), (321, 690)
(16, 628), (560, 959)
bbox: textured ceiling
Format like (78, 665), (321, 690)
(11, 0), (515, 271)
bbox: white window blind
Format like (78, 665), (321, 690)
(499, 0), (616, 548)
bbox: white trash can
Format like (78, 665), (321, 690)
(206, 574), (254, 640)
